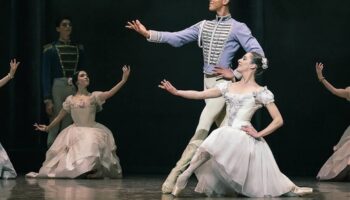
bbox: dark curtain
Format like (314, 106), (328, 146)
(0, 0), (349, 176)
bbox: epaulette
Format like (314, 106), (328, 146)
(43, 43), (54, 53)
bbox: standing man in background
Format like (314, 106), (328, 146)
(42, 16), (86, 147)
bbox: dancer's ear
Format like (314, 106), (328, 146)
(223, 0), (230, 6)
(249, 64), (257, 70)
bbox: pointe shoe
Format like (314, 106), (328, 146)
(162, 183), (174, 194)
(290, 186), (313, 196)
(25, 172), (39, 178)
(162, 170), (181, 193)
(171, 174), (189, 196)
(171, 185), (184, 197)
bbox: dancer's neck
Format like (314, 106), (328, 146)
(76, 88), (89, 96)
(216, 7), (230, 17)
(240, 72), (256, 85)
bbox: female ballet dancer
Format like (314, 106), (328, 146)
(0, 59), (20, 179)
(159, 52), (312, 197)
(316, 62), (350, 181)
(29, 65), (130, 178)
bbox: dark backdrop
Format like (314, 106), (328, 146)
(0, 0), (349, 176)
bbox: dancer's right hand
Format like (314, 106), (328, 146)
(34, 123), (48, 132)
(125, 20), (150, 38)
(159, 79), (178, 96)
(45, 101), (54, 116)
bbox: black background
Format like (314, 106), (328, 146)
(0, 0), (349, 176)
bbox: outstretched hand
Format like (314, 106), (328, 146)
(315, 62), (324, 80)
(125, 20), (150, 38)
(121, 65), (131, 82)
(33, 123), (48, 132)
(159, 79), (178, 96)
(241, 125), (260, 138)
(213, 67), (234, 80)
(9, 59), (20, 78)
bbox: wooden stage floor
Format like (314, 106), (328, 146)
(1, 176), (350, 199)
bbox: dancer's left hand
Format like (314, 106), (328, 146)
(241, 125), (260, 138)
(121, 65), (131, 82)
(9, 59), (20, 78)
(213, 67), (234, 80)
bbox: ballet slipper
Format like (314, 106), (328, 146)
(171, 174), (189, 196)
(293, 187), (313, 196)
(285, 186), (313, 197)
(162, 183), (174, 194)
(25, 172), (39, 178)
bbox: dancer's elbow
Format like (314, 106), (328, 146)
(275, 117), (284, 128)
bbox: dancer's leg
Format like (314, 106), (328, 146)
(172, 152), (211, 196)
(161, 76), (227, 193)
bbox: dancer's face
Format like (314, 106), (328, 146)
(76, 71), (90, 88)
(237, 53), (256, 73)
(56, 19), (72, 38)
(209, 0), (229, 12)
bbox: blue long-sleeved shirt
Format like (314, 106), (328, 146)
(148, 15), (264, 74)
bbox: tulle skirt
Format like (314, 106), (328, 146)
(193, 126), (296, 197)
(317, 125), (350, 180)
(27, 123), (122, 178)
(0, 142), (17, 179)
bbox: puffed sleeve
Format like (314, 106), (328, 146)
(216, 82), (229, 95)
(256, 87), (275, 106)
(62, 95), (72, 113)
(92, 91), (105, 112)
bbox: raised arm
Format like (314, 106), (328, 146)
(98, 65), (131, 102)
(316, 62), (349, 99)
(0, 59), (20, 88)
(34, 109), (68, 132)
(159, 80), (222, 100)
(126, 19), (200, 47)
(242, 102), (283, 138)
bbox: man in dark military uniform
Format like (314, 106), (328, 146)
(42, 16), (86, 147)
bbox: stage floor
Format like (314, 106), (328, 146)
(1, 176), (349, 199)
